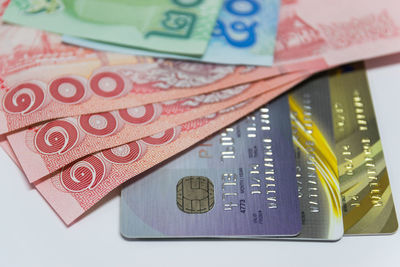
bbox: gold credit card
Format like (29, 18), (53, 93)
(329, 63), (398, 235)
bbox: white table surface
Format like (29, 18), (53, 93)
(1, 57), (400, 267)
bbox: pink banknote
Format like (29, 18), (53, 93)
(8, 72), (306, 183)
(0, 23), (289, 135)
(35, 78), (305, 225)
(275, 0), (400, 68)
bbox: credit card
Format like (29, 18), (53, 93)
(120, 96), (301, 238)
(288, 74), (344, 241)
(329, 64), (398, 235)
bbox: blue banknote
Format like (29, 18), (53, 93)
(120, 95), (301, 238)
(63, 0), (280, 66)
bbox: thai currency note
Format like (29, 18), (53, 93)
(3, 0), (223, 56)
(63, 0), (281, 66)
(8, 72), (306, 183)
(0, 24), (285, 135)
(274, 0), (400, 68)
(34, 79), (303, 225)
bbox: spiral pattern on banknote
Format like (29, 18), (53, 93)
(49, 75), (87, 104)
(141, 127), (180, 146)
(102, 141), (146, 164)
(60, 155), (106, 193)
(89, 71), (130, 98)
(78, 112), (119, 136)
(2, 81), (46, 115)
(34, 119), (80, 155)
(118, 103), (162, 125)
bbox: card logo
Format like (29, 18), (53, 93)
(176, 176), (214, 214)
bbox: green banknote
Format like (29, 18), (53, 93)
(3, 0), (223, 56)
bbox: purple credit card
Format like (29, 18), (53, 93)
(121, 95), (301, 238)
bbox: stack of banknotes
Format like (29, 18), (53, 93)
(0, 0), (399, 240)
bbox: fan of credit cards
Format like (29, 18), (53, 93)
(0, 0), (398, 241)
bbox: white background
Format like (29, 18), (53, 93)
(1, 58), (400, 267)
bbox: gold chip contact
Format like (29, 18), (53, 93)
(176, 176), (215, 214)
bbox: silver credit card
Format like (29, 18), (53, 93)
(288, 73), (343, 241)
(120, 96), (301, 238)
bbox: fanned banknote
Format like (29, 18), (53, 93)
(63, 0), (281, 66)
(8, 72), (306, 183)
(33, 80), (303, 225)
(3, 0), (223, 56)
(0, 24), (287, 135)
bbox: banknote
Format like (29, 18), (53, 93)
(63, 0), (281, 66)
(329, 64), (398, 235)
(288, 73), (343, 241)
(0, 24), (288, 135)
(3, 0), (223, 56)
(286, 0), (399, 72)
(120, 95), (300, 238)
(274, 0), (400, 69)
(34, 79), (303, 225)
(8, 72), (307, 183)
